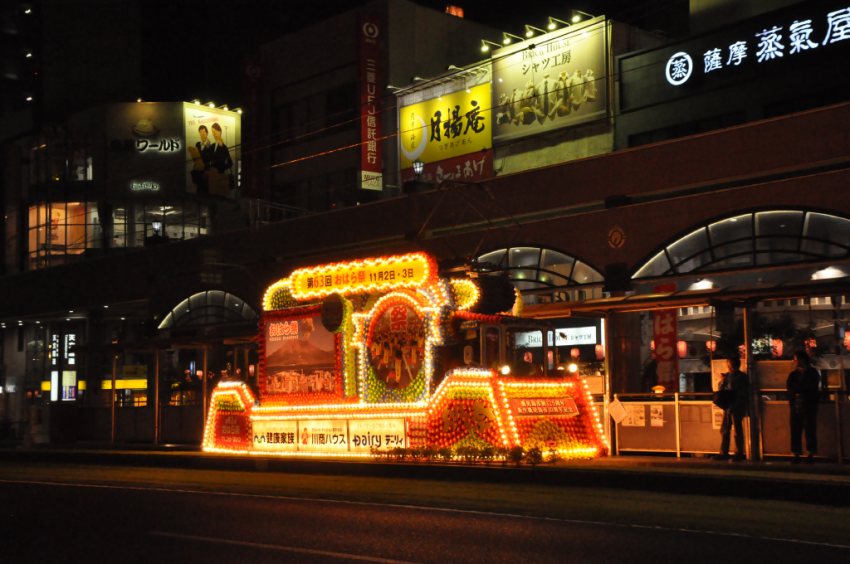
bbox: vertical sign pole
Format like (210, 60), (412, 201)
(203, 348), (208, 430)
(111, 355), (117, 444)
(155, 351), (160, 445)
(743, 306), (761, 462)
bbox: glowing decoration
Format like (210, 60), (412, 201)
(500, 365), (511, 375)
(677, 341), (688, 358)
(570, 348), (580, 359)
(650, 340), (655, 351)
(595, 344), (604, 360)
(652, 385), (665, 394)
(449, 278), (481, 311)
(771, 338), (783, 357)
(568, 363), (578, 373)
(289, 252), (437, 300)
(805, 338), (816, 354)
(706, 340), (716, 352)
(845, 333), (850, 350)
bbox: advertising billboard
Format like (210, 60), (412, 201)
(490, 20), (607, 142)
(264, 316), (337, 396)
(359, 15), (383, 191)
(251, 418), (406, 453)
(184, 105), (241, 197)
(399, 82), (492, 170)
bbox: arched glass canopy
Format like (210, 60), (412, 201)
(633, 211), (850, 279)
(158, 291), (258, 329)
(477, 247), (604, 303)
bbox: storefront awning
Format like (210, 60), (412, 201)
(522, 276), (850, 318)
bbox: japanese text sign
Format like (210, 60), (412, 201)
(490, 20), (607, 142)
(399, 83), (492, 170)
(289, 253), (435, 300)
(359, 15), (383, 191)
(653, 283), (679, 392)
(508, 398), (579, 417)
(252, 420), (298, 452)
(349, 418), (406, 452)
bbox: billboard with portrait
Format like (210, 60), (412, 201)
(399, 82), (492, 171)
(490, 20), (607, 142)
(184, 104), (240, 197)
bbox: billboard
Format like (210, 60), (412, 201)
(251, 418), (406, 453)
(399, 82), (492, 170)
(264, 316), (337, 395)
(490, 20), (607, 142)
(184, 104), (241, 197)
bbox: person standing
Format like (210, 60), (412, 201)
(713, 357), (749, 461)
(787, 350), (821, 464)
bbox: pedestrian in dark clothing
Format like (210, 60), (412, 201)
(713, 358), (749, 461)
(787, 350), (821, 464)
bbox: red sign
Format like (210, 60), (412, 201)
(401, 152), (492, 187)
(653, 283), (679, 392)
(359, 15), (382, 191)
(508, 398), (579, 417)
(215, 412), (248, 449)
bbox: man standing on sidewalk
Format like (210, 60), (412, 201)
(714, 358), (748, 462)
(787, 350), (821, 464)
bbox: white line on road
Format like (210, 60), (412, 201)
(2, 479), (849, 550)
(148, 531), (418, 564)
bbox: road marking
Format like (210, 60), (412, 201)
(2, 479), (849, 550)
(148, 531), (417, 564)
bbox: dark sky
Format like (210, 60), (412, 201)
(143, 0), (686, 107)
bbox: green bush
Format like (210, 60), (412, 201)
(509, 446), (525, 466)
(480, 446), (496, 465)
(496, 446), (511, 466)
(422, 446), (436, 462)
(438, 447), (453, 462)
(525, 446), (543, 467)
(547, 447), (562, 465)
(408, 447), (422, 462)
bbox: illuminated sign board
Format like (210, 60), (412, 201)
(289, 253), (436, 300)
(399, 82), (491, 170)
(508, 398), (579, 417)
(359, 15), (383, 191)
(515, 326), (596, 348)
(490, 20), (607, 142)
(665, 8), (850, 86)
(131, 181), (160, 191)
(251, 418), (406, 453)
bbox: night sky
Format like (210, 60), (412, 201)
(142, 0), (684, 108)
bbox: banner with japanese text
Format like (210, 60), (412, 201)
(349, 419), (406, 452)
(253, 420), (298, 452)
(399, 83), (491, 170)
(490, 20), (607, 142)
(359, 15), (383, 191)
(653, 283), (679, 392)
(400, 152), (491, 186)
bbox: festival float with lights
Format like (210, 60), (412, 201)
(203, 252), (607, 460)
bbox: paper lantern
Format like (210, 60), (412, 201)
(595, 344), (604, 360)
(677, 340), (688, 358)
(845, 333), (850, 350)
(650, 340), (655, 351)
(706, 341), (716, 352)
(571, 348), (580, 359)
(771, 339), (783, 357)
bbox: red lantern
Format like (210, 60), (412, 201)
(805, 338), (816, 354)
(771, 339), (783, 357)
(595, 344), (604, 360)
(571, 348), (580, 359)
(706, 341), (716, 352)
(677, 341), (688, 359)
(650, 340), (655, 351)
(844, 333), (850, 351)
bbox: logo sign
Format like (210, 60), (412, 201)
(359, 15), (383, 191)
(665, 52), (693, 85)
(349, 418), (405, 452)
(253, 420), (298, 452)
(267, 320), (299, 342)
(399, 83), (491, 170)
(290, 253), (435, 300)
(490, 20), (607, 142)
(298, 420), (349, 453)
(608, 226), (626, 249)
(515, 326), (597, 348)
(653, 283), (679, 392)
(508, 398), (579, 417)
(400, 151), (492, 187)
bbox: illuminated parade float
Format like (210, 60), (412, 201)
(203, 252), (607, 459)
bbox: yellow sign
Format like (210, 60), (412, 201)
(399, 83), (491, 169)
(290, 252), (436, 300)
(122, 365), (148, 379)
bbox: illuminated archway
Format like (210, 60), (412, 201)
(158, 291), (258, 329)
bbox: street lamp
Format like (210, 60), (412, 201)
(412, 158), (425, 178)
(502, 32), (523, 45)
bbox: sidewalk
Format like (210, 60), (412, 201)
(1, 445), (848, 507)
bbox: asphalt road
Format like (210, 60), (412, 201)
(2, 480), (847, 564)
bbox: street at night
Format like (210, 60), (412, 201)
(2, 461), (849, 563)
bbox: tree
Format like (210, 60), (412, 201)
(525, 446), (543, 467)
(508, 446), (525, 466)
